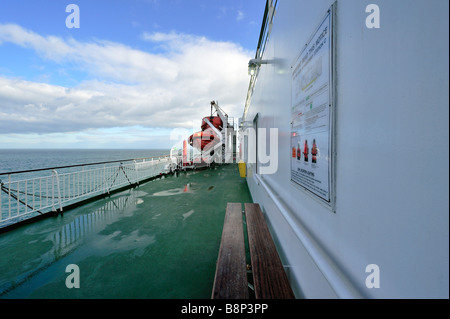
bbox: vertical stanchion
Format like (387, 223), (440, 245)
(25, 180), (28, 215)
(16, 181), (19, 216)
(134, 160), (139, 185)
(52, 170), (55, 212)
(103, 164), (106, 194)
(53, 170), (63, 213)
(0, 179), (2, 220)
(32, 179), (35, 213)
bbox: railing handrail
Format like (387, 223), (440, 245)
(1, 155), (176, 228)
(0, 155), (170, 176)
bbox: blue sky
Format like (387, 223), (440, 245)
(0, 0), (266, 149)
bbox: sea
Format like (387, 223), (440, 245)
(0, 149), (170, 174)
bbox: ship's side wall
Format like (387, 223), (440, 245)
(244, 0), (449, 298)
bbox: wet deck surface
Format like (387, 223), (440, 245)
(0, 164), (252, 298)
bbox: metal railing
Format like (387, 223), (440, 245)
(0, 156), (176, 228)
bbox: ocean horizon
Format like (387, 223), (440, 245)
(0, 149), (171, 174)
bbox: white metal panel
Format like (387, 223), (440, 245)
(245, 0), (449, 298)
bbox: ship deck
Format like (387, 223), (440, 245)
(0, 163), (252, 298)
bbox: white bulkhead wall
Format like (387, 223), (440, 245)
(244, 0), (449, 298)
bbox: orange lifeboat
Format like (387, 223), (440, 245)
(189, 128), (219, 151)
(201, 116), (223, 132)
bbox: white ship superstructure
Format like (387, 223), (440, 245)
(239, 0), (449, 298)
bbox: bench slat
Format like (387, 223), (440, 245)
(211, 203), (249, 299)
(245, 203), (295, 299)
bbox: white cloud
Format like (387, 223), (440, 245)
(237, 11), (245, 21)
(0, 24), (75, 62)
(0, 126), (176, 149)
(0, 24), (252, 146)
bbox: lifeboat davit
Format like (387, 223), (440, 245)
(188, 127), (219, 151)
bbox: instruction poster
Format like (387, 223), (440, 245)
(290, 10), (332, 202)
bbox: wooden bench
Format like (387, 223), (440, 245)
(211, 203), (295, 299)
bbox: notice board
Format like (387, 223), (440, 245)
(290, 7), (334, 206)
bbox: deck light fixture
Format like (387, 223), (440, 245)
(248, 58), (269, 76)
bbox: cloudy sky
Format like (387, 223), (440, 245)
(0, 0), (265, 149)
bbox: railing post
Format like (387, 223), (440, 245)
(16, 181), (19, 216)
(103, 164), (107, 194)
(134, 160), (139, 185)
(25, 180), (28, 215)
(81, 167), (85, 196)
(52, 171), (55, 211)
(52, 169), (63, 213)
(0, 179), (2, 220)
(7, 174), (11, 219)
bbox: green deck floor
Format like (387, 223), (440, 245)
(0, 164), (252, 299)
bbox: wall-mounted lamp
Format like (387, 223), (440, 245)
(248, 58), (270, 76)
